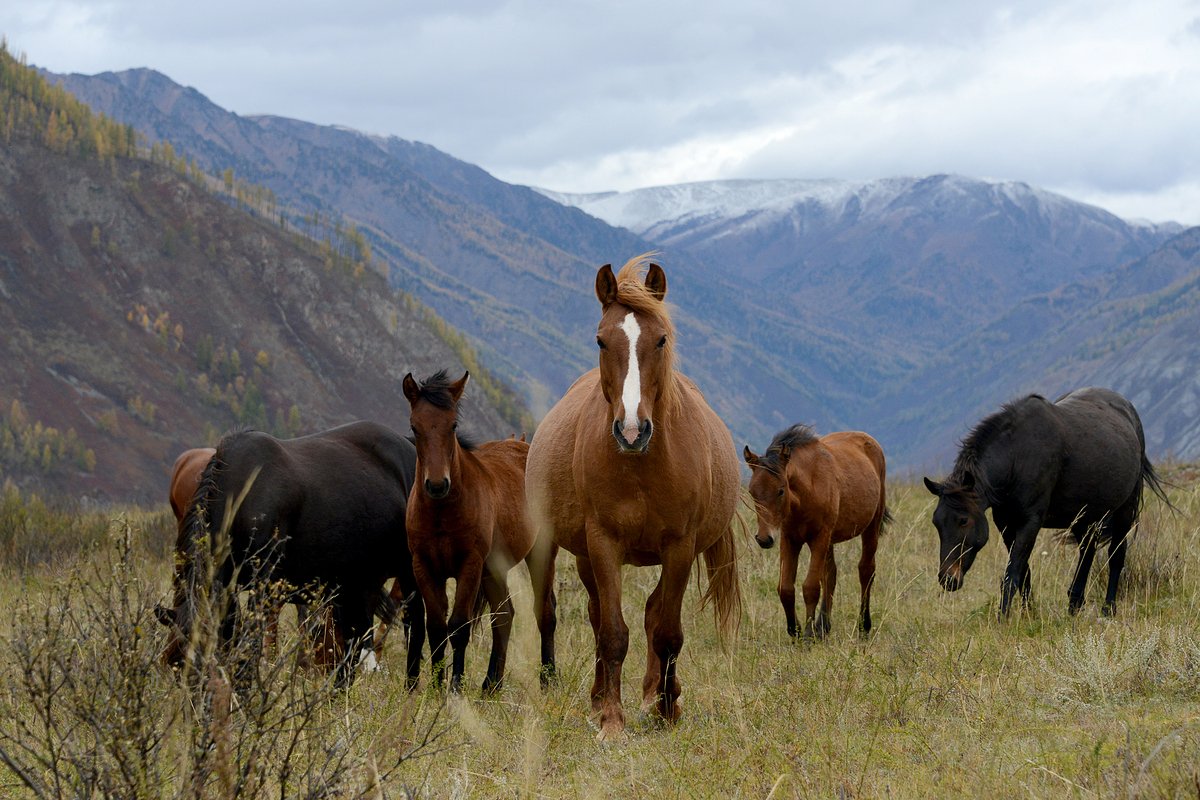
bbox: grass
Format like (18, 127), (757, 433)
(0, 475), (1198, 798)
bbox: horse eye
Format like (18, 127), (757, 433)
(776, 488), (785, 498)
(956, 516), (969, 527)
(452, 422), (458, 431)
(596, 337), (606, 350)
(657, 335), (667, 349)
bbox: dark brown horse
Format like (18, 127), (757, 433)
(168, 447), (215, 521)
(526, 255), (741, 740)
(403, 370), (556, 693)
(923, 387), (1168, 617)
(157, 422), (425, 686)
(744, 426), (888, 639)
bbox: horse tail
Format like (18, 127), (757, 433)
(1139, 453), (1174, 513)
(700, 523), (742, 648)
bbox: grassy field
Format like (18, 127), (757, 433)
(1, 472), (1198, 798)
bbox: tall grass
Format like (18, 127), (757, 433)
(1, 476), (1197, 797)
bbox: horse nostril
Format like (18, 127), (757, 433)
(424, 478), (450, 498)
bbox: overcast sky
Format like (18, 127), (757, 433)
(4, 1), (1199, 223)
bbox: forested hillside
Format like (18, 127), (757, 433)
(0, 45), (529, 501)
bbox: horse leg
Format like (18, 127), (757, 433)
(649, 543), (692, 725)
(585, 528), (629, 740)
(331, 599), (373, 687)
(524, 538), (559, 686)
(480, 567), (513, 695)
(414, 559), (449, 689)
(999, 520), (1039, 618)
(641, 579), (664, 713)
(1067, 516), (1099, 615)
(447, 554), (485, 694)
(778, 537), (800, 638)
(817, 547), (837, 638)
(403, 590), (426, 692)
(576, 554), (604, 713)
(802, 538), (829, 639)
(1101, 500), (1137, 616)
(858, 523), (879, 636)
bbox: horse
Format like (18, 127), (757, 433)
(155, 421), (426, 686)
(402, 370), (556, 693)
(923, 387), (1169, 617)
(744, 425), (888, 639)
(168, 447), (216, 520)
(525, 255), (741, 740)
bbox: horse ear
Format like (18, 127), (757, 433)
(402, 373), (420, 405)
(154, 603), (176, 626)
(960, 471), (975, 491)
(645, 263), (667, 300)
(923, 477), (943, 496)
(450, 371), (470, 403)
(743, 445), (760, 466)
(595, 264), (617, 306)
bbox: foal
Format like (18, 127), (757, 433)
(403, 370), (556, 692)
(745, 425), (888, 638)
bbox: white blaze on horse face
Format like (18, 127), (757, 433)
(619, 312), (642, 443)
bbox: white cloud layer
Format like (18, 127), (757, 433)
(3, 0), (1198, 223)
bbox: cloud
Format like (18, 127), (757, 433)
(3, 0), (1198, 222)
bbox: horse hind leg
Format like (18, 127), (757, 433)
(480, 568), (514, 695)
(575, 555), (605, 714)
(641, 579), (665, 713)
(1067, 516), (1100, 615)
(524, 538), (559, 687)
(1101, 500), (1138, 616)
(817, 548), (836, 638)
(858, 522), (880, 637)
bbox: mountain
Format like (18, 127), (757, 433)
(46, 66), (1200, 468)
(543, 178), (1183, 356)
(1, 52), (528, 502)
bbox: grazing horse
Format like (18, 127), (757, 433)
(923, 387), (1168, 617)
(744, 425), (888, 639)
(402, 370), (556, 693)
(168, 447), (216, 520)
(156, 421), (426, 686)
(526, 255), (741, 740)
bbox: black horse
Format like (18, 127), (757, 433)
(156, 421), (425, 686)
(923, 387), (1168, 617)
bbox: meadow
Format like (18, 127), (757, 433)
(0, 471), (1198, 799)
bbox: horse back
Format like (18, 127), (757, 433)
(789, 432), (884, 541)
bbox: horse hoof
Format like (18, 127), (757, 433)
(481, 677), (503, 696)
(1100, 603), (1116, 617)
(596, 722), (627, 742)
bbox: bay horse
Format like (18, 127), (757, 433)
(402, 370), (556, 693)
(155, 421), (426, 686)
(744, 425), (888, 639)
(923, 387), (1169, 617)
(525, 255), (741, 740)
(169, 447), (215, 520)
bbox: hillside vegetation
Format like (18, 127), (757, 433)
(0, 44), (530, 501)
(0, 473), (1194, 797)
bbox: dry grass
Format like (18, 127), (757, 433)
(1, 477), (1198, 798)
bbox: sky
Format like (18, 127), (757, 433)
(3, 1), (1199, 224)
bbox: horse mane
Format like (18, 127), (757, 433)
(759, 424), (820, 473)
(412, 369), (478, 451)
(613, 253), (681, 417)
(947, 395), (1044, 504)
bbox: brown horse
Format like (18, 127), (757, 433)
(744, 425), (888, 639)
(168, 447), (215, 521)
(403, 370), (556, 693)
(526, 255), (741, 740)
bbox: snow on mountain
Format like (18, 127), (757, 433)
(535, 176), (1174, 241)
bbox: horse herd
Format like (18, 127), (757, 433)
(155, 254), (1168, 740)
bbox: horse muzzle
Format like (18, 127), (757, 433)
(612, 418), (653, 454)
(938, 564), (964, 592)
(755, 530), (777, 549)
(423, 477), (451, 499)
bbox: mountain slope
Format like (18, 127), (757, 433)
(2, 54), (528, 501)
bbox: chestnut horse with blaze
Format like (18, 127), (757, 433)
(403, 370), (557, 693)
(744, 425), (888, 639)
(526, 255), (741, 740)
